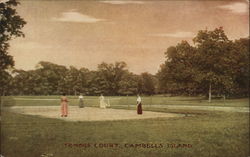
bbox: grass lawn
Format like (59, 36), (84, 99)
(1, 110), (249, 157)
(0, 96), (249, 157)
(3, 96), (249, 107)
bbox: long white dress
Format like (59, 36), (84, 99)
(78, 95), (84, 108)
(99, 95), (107, 108)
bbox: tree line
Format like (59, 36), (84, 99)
(3, 61), (155, 96)
(157, 27), (249, 99)
(3, 27), (249, 98)
(0, 1), (249, 99)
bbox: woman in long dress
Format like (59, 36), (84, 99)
(78, 94), (84, 108)
(99, 94), (107, 109)
(137, 95), (142, 115)
(61, 93), (68, 117)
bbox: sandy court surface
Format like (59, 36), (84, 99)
(10, 106), (183, 121)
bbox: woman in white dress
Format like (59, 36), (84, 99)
(99, 94), (107, 108)
(78, 94), (84, 108)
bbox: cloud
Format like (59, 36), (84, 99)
(52, 11), (105, 23)
(100, 1), (144, 5)
(0, 0), (9, 3)
(217, 2), (248, 14)
(151, 32), (195, 38)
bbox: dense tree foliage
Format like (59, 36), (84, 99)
(158, 42), (199, 95)
(0, 0), (26, 95)
(158, 27), (249, 100)
(137, 72), (155, 95)
(7, 61), (156, 96)
(3, 28), (249, 97)
(97, 62), (128, 95)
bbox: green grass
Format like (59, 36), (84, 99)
(1, 96), (249, 156)
(2, 96), (249, 107)
(1, 108), (249, 157)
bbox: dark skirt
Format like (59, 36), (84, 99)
(137, 103), (142, 114)
(79, 100), (84, 108)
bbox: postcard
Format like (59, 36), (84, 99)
(0, 0), (249, 157)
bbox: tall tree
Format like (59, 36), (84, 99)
(97, 62), (128, 95)
(157, 27), (248, 100)
(231, 37), (249, 97)
(0, 0), (26, 95)
(193, 27), (233, 102)
(157, 41), (198, 95)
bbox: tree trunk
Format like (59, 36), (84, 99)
(208, 82), (212, 103)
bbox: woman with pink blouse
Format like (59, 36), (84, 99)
(60, 93), (68, 117)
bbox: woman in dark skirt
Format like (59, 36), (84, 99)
(137, 95), (142, 114)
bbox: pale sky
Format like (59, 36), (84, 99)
(9, 0), (249, 74)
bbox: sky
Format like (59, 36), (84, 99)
(7, 0), (249, 74)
